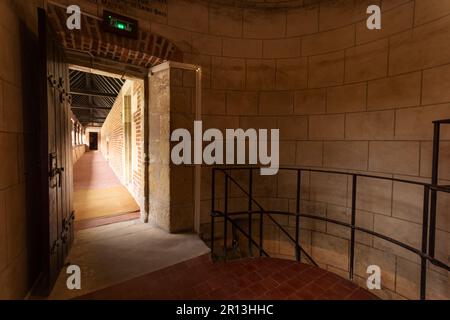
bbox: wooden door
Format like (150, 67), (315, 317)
(38, 8), (74, 294)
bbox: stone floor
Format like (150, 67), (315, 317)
(48, 220), (211, 300)
(79, 254), (378, 300)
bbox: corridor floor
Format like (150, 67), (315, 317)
(49, 220), (211, 300)
(79, 255), (378, 300)
(73, 151), (140, 223)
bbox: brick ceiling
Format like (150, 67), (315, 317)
(47, 4), (182, 69)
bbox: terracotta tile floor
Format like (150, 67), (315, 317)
(80, 255), (378, 300)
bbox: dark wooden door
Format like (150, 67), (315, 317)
(38, 8), (74, 294)
(89, 132), (98, 150)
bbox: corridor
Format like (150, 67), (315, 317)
(73, 151), (140, 229)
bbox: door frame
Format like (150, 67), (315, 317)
(149, 61), (203, 233)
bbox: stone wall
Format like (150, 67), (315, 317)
(73, 0), (448, 299)
(40, 0), (450, 299)
(0, 0), (43, 299)
(156, 0), (448, 300)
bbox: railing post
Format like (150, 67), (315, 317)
(420, 186), (430, 300)
(349, 175), (357, 280)
(259, 210), (263, 257)
(248, 168), (253, 257)
(223, 172), (229, 260)
(295, 169), (301, 262)
(211, 168), (216, 257)
(429, 122), (440, 258)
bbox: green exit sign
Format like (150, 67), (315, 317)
(102, 11), (138, 39)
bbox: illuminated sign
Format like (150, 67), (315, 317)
(102, 11), (138, 39)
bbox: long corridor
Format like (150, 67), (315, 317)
(73, 151), (140, 228)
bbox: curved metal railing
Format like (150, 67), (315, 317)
(210, 166), (450, 300)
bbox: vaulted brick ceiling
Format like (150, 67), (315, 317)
(47, 4), (182, 69)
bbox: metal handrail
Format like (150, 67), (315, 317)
(210, 166), (450, 300)
(216, 169), (318, 266)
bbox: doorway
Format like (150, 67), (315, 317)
(40, 4), (204, 299)
(89, 132), (98, 150)
(69, 67), (142, 228)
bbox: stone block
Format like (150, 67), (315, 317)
(302, 25), (354, 56)
(226, 91), (258, 116)
(308, 51), (345, 88)
(279, 141), (296, 166)
(392, 181), (425, 224)
(414, 0), (450, 26)
(239, 116), (277, 131)
(277, 170), (309, 200)
(263, 38), (301, 59)
(277, 116), (308, 140)
(367, 72), (421, 110)
(309, 114), (345, 140)
(296, 141), (323, 167)
(0, 190), (6, 272)
(422, 64), (450, 105)
(222, 38), (262, 58)
(276, 58), (308, 90)
(374, 215), (422, 261)
(212, 57), (245, 90)
(171, 87), (192, 114)
(345, 110), (395, 140)
(312, 232), (349, 271)
(326, 205), (373, 246)
(202, 89), (226, 115)
(310, 172), (348, 206)
(353, 175), (392, 216)
(389, 16), (450, 75)
(5, 184), (26, 263)
(0, 133), (18, 189)
(262, 224), (280, 254)
(259, 91), (294, 115)
(395, 105), (450, 140)
(0, 81), (3, 131)
(323, 141), (369, 171)
(167, 0), (208, 33)
(209, 5), (243, 37)
(345, 39), (389, 83)
(396, 258), (450, 300)
(246, 59), (276, 90)
(279, 228), (311, 257)
(286, 5), (318, 37)
(369, 141), (420, 176)
(191, 33), (222, 56)
(243, 9), (286, 39)
(326, 83), (366, 113)
(420, 141), (450, 180)
(294, 89), (327, 115)
(3, 82), (23, 133)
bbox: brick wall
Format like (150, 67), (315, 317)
(101, 80), (145, 206)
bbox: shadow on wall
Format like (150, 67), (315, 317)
(19, 20), (42, 293)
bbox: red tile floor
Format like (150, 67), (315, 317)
(80, 255), (378, 300)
